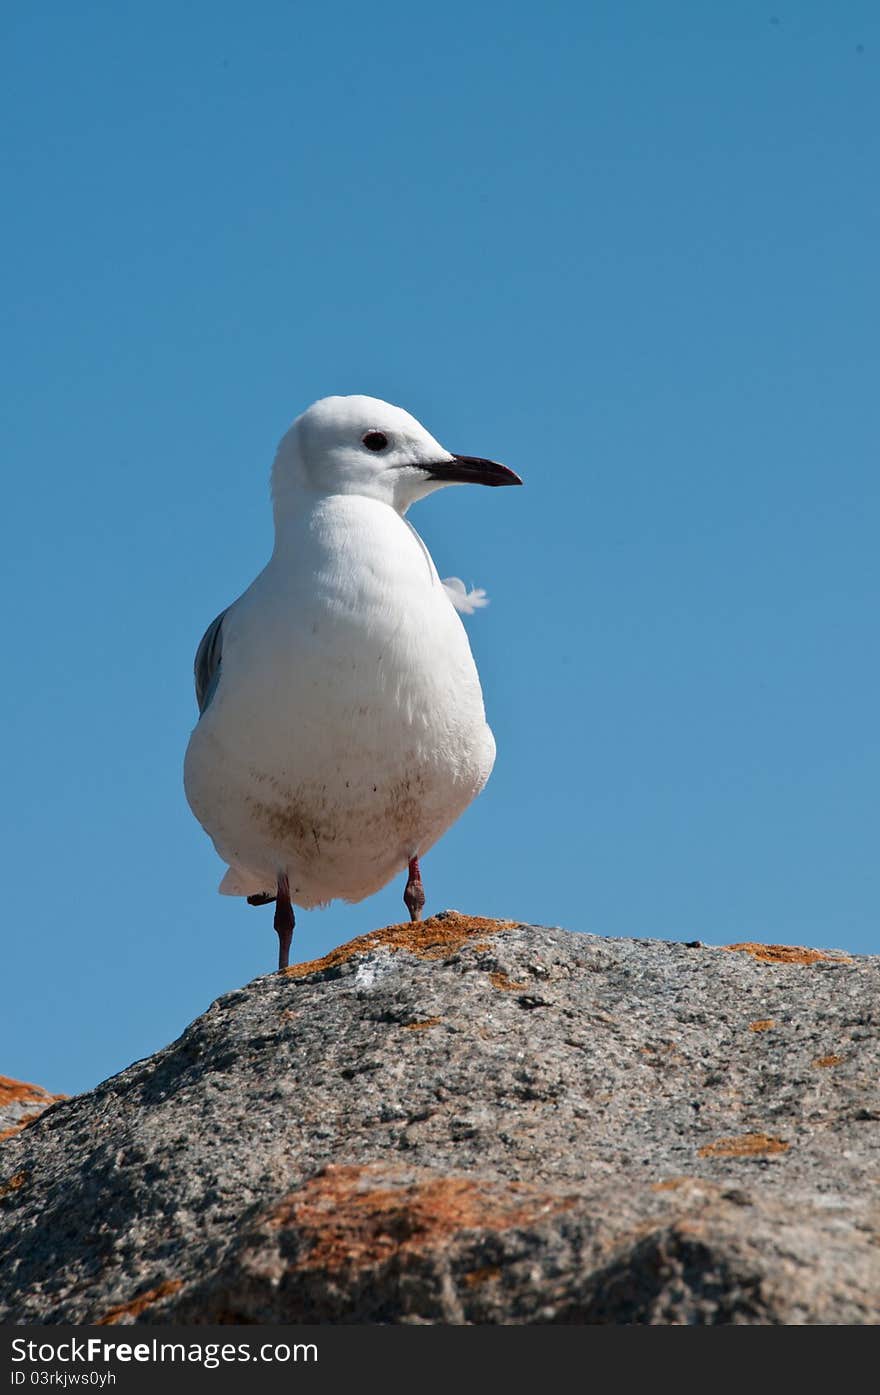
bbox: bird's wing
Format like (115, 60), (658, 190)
(442, 577), (489, 614)
(194, 607), (229, 715)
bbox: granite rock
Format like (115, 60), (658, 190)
(1, 913), (878, 1325)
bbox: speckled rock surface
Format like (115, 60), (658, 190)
(1, 913), (878, 1325)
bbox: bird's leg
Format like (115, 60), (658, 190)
(403, 856), (426, 923)
(247, 892), (276, 906)
(274, 873), (295, 971)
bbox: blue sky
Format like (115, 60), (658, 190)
(2, 2), (877, 1096)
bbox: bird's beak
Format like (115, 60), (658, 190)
(424, 454), (523, 487)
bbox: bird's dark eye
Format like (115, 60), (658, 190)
(362, 431), (389, 452)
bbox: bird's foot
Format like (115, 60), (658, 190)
(403, 856), (426, 923)
(274, 874), (295, 971)
(247, 892), (276, 906)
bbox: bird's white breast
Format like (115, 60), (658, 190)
(184, 495), (496, 905)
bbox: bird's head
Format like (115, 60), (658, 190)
(271, 395), (521, 518)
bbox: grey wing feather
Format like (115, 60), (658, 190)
(194, 608), (229, 715)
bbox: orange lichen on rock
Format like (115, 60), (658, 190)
(283, 913), (514, 980)
(264, 1164), (575, 1273)
(463, 1265), (502, 1287)
(723, 943), (852, 966)
(488, 971), (528, 992)
(97, 1279), (183, 1325)
(0, 1169), (29, 1199)
(0, 1075), (65, 1109)
(402, 1018), (441, 1031)
(0, 1111), (47, 1143)
(651, 1176), (718, 1193)
(748, 1020), (776, 1032)
(698, 1133), (789, 1159)
(0, 1076), (66, 1141)
(813, 1054), (843, 1069)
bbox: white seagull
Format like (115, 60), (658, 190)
(184, 395), (522, 969)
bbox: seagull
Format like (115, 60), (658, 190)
(184, 395), (522, 969)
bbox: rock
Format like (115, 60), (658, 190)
(0, 1076), (65, 1142)
(1, 912), (879, 1325)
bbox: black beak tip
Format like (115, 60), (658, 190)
(427, 455), (523, 487)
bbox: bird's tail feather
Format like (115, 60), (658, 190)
(219, 865), (273, 898)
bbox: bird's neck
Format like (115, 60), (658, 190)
(271, 490), (407, 556)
